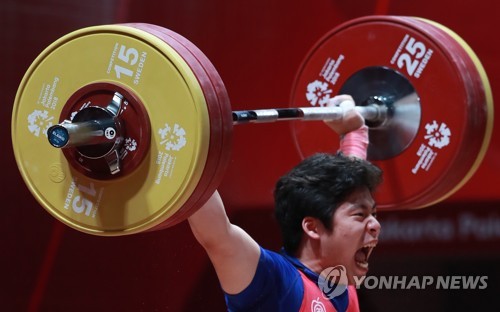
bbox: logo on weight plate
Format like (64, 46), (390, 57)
(27, 109), (54, 137)
(124, 138), (137, 152)
(158, 123), (187, 151)
(306, 80), (332, 107)
(424, 121), (451, 149)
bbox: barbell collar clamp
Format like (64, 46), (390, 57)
(47, 91), (124, 149)
(47, 117), (121, 148)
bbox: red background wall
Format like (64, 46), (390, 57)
(2, 0), (499, 311)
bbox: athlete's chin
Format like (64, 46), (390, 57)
(348, 263), (369, 284)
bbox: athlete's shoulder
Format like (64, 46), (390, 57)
(225, 247), (303, 311)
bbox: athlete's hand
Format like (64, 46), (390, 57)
(323, 95), (365, 135)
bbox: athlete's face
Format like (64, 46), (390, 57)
(320, 187), (380, 284)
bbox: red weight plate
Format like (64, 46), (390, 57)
(396, 17), (494, 204)
(150, 25), (234, 224)
(290, 16), (491, 210)
(124, 24), (233, 228)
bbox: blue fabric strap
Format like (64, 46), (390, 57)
(280, 248), (349, 312)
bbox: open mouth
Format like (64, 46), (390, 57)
(354, 242), (377, 269)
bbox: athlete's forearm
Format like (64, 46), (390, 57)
(187, 191), (261, 294)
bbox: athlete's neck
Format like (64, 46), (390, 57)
(295, 238), (325, 274)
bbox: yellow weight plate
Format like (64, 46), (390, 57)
(12, 25), (210, 235)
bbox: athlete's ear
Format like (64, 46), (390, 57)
(302, 217), (321, 240)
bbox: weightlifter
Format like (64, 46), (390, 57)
(188, 94), (383, 311)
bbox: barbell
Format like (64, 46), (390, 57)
(11, 16), (493, 236)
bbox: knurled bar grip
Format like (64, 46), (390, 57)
(232, 104), (387, 124)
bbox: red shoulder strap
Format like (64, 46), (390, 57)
(297, 271), (360, 312)
(346, 286), (359, 312)
(297, 270), (337, 312)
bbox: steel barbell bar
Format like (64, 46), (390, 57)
(47, 101), (388, 152)
(232, 103), (388, 124)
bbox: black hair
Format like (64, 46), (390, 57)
(274, 152), (382, 254)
